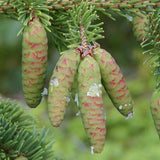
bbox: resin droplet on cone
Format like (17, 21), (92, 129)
(22, 17), (48, 108)
(150, 89), (160, 138)
(48, 49), (80, 127)
(78, 55), (106, 153)
(93, 48), (133, 117)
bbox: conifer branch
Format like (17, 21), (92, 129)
(64, 1), (104, 49)
(141, 9), (160, 89)
(0, 98), (56, 160)
(0, 0), (160, 15)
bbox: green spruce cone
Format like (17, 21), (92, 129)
(15, 156), (28, 160)
(151, 89), (160, 138)
(93, 48), (133, 118)
(22, 17), (48, 108)
(78, 55), (106, 153)
(132, 11), (148, 42)
(48, 49), (80, 127)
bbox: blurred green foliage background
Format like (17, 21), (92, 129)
(0, 14), (160, 160)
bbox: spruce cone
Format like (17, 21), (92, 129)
(132, 11), (148, 42)
(15, 156), (28, 160)
(93, 47), (133, 118)
(22, 17), (48, 108)
(48, 49), (80, 127)
(78, 55), (106, 153)
(151, 89), (160, 138)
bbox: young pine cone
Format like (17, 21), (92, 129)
(132, 11), (148, 43)
(150, 89), (160, 138)
(78, 55), (106, 153)
(93, 47), (133, 118)
(22, 17), (48, 108)
(48, 49), (80, 127)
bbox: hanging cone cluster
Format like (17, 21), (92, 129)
(9, 0), (160, 156)
(22, 16), (48, 108)
(150, 89), (160, 138)
(47, 45), (133, 153)
(20, 9), (133, 154)
(21, 17), (133, 151)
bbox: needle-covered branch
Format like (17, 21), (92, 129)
(0, 98), (56, 160)
(0, 0), (160, 16)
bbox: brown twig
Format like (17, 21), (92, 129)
(77, 16), (96, 59)
(80, 20), (88, 50)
